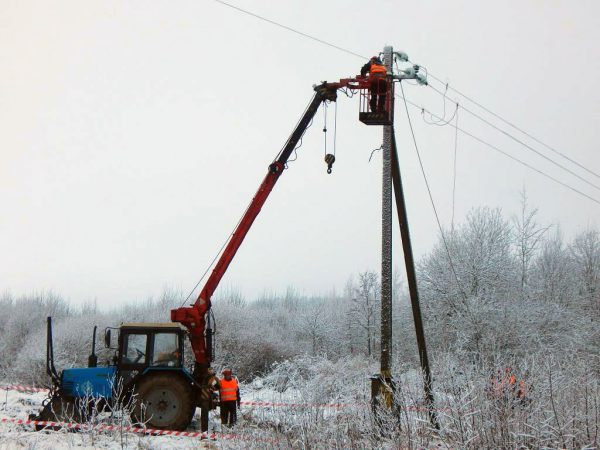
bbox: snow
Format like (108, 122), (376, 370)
(0, 387), (268, 449)
(0, 382), (366, 450)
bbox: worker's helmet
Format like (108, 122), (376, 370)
(222, 368), (232, 375)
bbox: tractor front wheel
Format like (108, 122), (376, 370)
(132, 373), (195, 431)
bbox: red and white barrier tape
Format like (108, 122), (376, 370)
(2, 384), (453, 412)
(0, 416), (281, 443)
(3, 385), (49, 393)
(240, 400), (361, 408)
(2, 384), (360, 408)
(0, 416), (218, 438)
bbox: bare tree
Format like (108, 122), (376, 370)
(419, 207), (516, 311)
(348, 271), (380, 357)
(570, 229), (600, 317)
(298, 299), (333, 356)
(512, 189), (550, 299)
(532, 227), (573, 305)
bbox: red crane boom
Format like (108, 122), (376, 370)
(170, 77), (377, 379)
(171, 83), (339, 373)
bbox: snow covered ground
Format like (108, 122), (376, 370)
(0, 385), (293, 449)
(0, 383), (367, 450)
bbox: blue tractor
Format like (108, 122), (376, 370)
(31, 317), (217, 431)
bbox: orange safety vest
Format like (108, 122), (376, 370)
(370, 63), (387, 77)
(219, 377), (238, 402)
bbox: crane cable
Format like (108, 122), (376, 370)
(333, 101), (338, 158)
(323, 102), (328, 156)
(323, 101), (337, 174)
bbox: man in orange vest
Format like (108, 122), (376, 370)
(489, 367), (531, 406)
(361, 56), (388, 113)
(219, 368), (240, 427)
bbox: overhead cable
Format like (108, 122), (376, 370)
(397, 93), (600, 207)
(422, 71), (600, 181)
(451, 108), (459, 232)
(212, 0), (367, 59)
(213, 0), (597, 187)
(399, 83), (469, 302)
(427, 83), (600, 193)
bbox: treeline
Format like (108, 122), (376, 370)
(1, 200), (599, 447)
(1, 200), (598, 385)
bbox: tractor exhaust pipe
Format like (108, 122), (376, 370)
(46, 317), (60, 386)
(88, 326), (98, 368)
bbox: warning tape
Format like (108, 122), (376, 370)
(0, 416), (279, 443)
(2, 384), (360, 409)
(1, 384), (454, 412)
(0, 416), (218, 438)
(240, 400), (361, 408)
(3, 385), (49, 393)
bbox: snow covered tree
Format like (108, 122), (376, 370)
(532, 228), (574, 305)
(347, 271), (380, 357)
(419, 207), (517, 314)
(512, 189), (550, 299)
(570, 229), (600, 317)
(297, 299), (334, 356)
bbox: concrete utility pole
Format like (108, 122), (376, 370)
(370, 45), (439, 429)
(379, 45), (394, 408)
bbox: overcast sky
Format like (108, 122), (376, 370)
(1, 0), (599, 308)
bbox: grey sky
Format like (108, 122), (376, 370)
(1, 0), (599, 307)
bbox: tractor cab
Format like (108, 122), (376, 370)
(57, 323), (187, 400)
(34, 318), (198, 430)
(105, 323), (187, 385)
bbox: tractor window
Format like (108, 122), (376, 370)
(122, 334), (147, 365)
(151, 333), (180, 367)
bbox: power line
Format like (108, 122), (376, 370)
(451, 108), (459, 232)
(427, 83), (600, 193)
(213, 0), (598, 191)
(398, 83), (469, 303)
(422, 71), (600, 181)
(212, 0), (367, 60)
(397, 93), (600, 207)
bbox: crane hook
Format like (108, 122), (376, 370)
(324, 153), (335, 174)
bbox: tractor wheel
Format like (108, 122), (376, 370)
(132, 373), (195, 431)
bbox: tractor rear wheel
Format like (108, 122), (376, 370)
(132, 373), (195, 431)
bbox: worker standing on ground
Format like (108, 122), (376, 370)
(199, 368), (220, 432)
(361, 56), (388, 113)
(489, 367), (531, 406)
(515, 369), (532, 405)
(219, 368), (240, 427)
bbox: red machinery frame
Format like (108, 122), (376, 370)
(171, 74), (392, 378)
